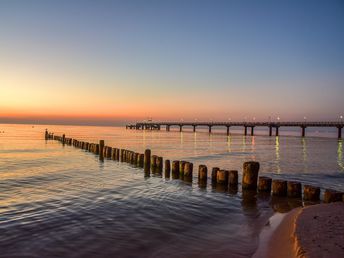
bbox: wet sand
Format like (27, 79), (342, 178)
(253, 202), (344, 258)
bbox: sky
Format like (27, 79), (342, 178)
(0, 0), (343, 125)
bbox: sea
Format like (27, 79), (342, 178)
(0, 123), (343, 257)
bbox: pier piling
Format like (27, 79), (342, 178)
(144, 149), (151, 173)
(198, 165), (207, 186)
(242, 161), (260, 190)
(217, 170), (228, 185)
(172, 161), (180, 179)
(287, 181), (302, 198)
(258, 176), (272, 192)
(164, 159), (171, 178)
(303, 185), (320, 201)
(211, 167), (220, 185)
(272, 180), (287, 196)
(324, 189), (343, 203)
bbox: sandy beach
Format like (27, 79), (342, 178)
(254, 202), (344, 258)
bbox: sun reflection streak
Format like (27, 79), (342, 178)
(241, 136), (246, 152)
(275, 136), (281, 174)
(227, 135), (231, 152)
(302, 138), (309, 173)
(338, 140), (344, 171)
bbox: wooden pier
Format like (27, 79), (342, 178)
(126, 121), (344, 139)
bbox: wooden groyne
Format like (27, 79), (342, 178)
(46, 130), (344, 204)
(126, 121), (344, 139)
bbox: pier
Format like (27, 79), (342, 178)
(126, 121), (344, 139)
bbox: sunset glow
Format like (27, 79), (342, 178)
(1, 1), (343, 125)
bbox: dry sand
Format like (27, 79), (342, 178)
(253, 202), (344, 258)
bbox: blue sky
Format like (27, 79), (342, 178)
(0, 0), (343, 124)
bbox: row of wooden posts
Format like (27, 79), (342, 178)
(46, 130), (344, 203)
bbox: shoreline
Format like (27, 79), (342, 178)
(253, 202), (344, 258)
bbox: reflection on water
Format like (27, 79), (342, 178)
(275, 136), (281, 174)
(338, 140), (344, 171)
(0, 124), (344, 257)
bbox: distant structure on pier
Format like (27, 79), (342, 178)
(126, 121), (344, 139)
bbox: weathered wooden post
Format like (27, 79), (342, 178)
(303, 185), (320, 201)
(172, 161), (180, 179)
(151, 155), (157, 173)
(198, 165), (207, 186)
(258, 176), (272, 192)
(179, 161), (187, 179)
(156, 156), (163, 173)
(62, 134), (65, 144)
(95, 144), (100, 155)
(107, 147), (112, 159)
(242, 161), (260, 190)
(111, 148), (116, 160)
(120, 149), (124, 162)
(217, 170), (228, 185)
(138, 153), (144, 168)
(144, 149), (151, 173)
(165, 159), (171, 178)
(272, 180), (287, 196)
(287, 181), (302, 198)
(228, 170), (238, 187)
(184, 162), (193, 182)
(211, 167), (219, 185)
(45, 129), (49, 140)
(324, 189), (343, 203)
(99, 140), (104, 160)
(116, 149), (120, 161)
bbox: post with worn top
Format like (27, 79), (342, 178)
(172, 161), (180, 179)
(198, 165), (207, 187)
(99, 140), (104, 160)
(258, 176), (272, 192)
(211, 167), (219, 185)
(156, 157), (163, 174)
(144, 149), (151, 173)
(242, 161), (260, 190)
(184, 162), (193, 182)
(164, 159), (171, 179)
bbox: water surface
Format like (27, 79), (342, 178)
(0, 124), (343, 257)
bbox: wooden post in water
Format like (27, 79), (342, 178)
(164, 159), (171, 178)
(258, 176), (272, 192)
(211, 167), (219, 185)
(144, 149), (151, 173)
(179, 161), (186, 179)
(184, 162), (193, 182)
(242, 161), (260, 190)
(156, 156), (163, 173)
(99, 140), (104, 159)
(95, 144), (100, 155)
(217, 170), (228, 185)
(198, 165), (207, 186)
(172, 161), (180, 179)
(151, 155), (157, 173)
(138, 153), (144, 168)
(272, 180), (287, 196)
(62, 134), (65, 144)
(287, 181), (302, 198)
(324, 189), (343, 203)
(303, 185), (320, 201)
(228, 170), (238, 187)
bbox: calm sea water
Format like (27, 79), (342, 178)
(1, 124), (343, 257)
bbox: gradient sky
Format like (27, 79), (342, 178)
(1, 0), (343, 125)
